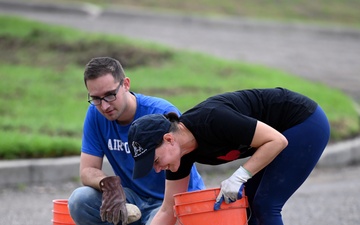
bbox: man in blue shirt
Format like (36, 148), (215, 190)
(68, 57), (204, 225)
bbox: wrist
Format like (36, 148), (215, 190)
(99, 176), (121, 192)
(241, 166), (253, 178)
(232, 166), (252, 183)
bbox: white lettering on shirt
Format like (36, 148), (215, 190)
(107, 139), (130, 153)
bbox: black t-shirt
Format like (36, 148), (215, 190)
(166, 87), (318, 180)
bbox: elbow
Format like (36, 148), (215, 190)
(79, 170), (87, 186)
(79, 167), (93, 186)
(279, 135), (288, 151)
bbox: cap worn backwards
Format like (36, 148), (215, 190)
(128, 114), (171, 179)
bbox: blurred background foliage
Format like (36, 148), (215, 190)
(0, 0), (359, 159)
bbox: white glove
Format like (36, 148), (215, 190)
(215, 166), (252, 208)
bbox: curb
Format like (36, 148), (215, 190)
(0, 156), (114, 187)
(317, 136), (360, 167)
(1, 136), (360, 187)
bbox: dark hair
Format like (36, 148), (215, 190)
(84, 57), (125, 86)
(164, 112), (180, 132)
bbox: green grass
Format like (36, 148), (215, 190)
(0, 15), (359, 159)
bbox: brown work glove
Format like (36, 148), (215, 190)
(99, 176), (128, 225)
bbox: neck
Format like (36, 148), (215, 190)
(178, 122), (197, 156)
(116, 92), (137, 125)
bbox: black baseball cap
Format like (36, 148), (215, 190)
(128, 114), (171, 179)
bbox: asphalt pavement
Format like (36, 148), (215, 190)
(0, 1), (360, 225)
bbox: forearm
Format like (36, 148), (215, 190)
(244, 138), (287, 176)
(150, 205), (177, 225)
(244, 121), (288, 176)
(151, 177), (189, 225)
(80, 167), (107, 190)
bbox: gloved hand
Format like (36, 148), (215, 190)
(99, 176), (128, 225)
(214, 166), (252, 210)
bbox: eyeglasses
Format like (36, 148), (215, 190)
(87, 80), (124, 106)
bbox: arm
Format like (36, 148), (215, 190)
(150, 175), (190, 225)
(215, 120), (288, 205)
(79, 152), (107, 190)
(80, 152), (128, 225)
(243, 120), (288, 176)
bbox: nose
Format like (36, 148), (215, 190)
(100, 100), (110, 110)
(153, 165), (162, 173)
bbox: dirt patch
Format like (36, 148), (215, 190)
(0, 29), (173, 69)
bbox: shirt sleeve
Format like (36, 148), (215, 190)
(81, 106), (104, 158)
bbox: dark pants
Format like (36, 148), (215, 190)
(246, 106), (330, 225)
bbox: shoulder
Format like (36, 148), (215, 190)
(84, 104), (99, 120)
(134, 92), (181, 115)
(135, 92), (172, 104)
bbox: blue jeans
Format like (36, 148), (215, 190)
(68, 186), (162, 225)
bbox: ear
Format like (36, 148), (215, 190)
(123, 77), (131, 91)
(163, 133), (173, 144)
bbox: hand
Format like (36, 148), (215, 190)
(214, 166), (252, 210)
(99, 176), (128, 225)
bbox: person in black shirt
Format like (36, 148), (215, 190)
(128, 88), (330, 225)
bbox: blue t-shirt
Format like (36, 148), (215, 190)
(81, 92), (205, 199)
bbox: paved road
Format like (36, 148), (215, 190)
(0, 164), (359, 225)
(0, 2), (360, 225)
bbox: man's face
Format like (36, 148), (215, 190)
(86, 74), (127, 121)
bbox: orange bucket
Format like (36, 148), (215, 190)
(173, 188), (248, 225)
(52, 199), (76, 225)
